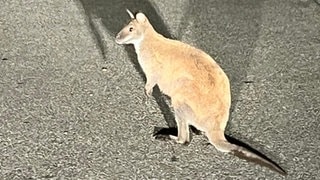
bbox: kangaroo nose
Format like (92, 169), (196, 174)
(115, 33), (122, 44)
(116, 31), (123, 40)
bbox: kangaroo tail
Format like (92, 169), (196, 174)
(230, 145), (287, 175)
(207, 130), (287, 176)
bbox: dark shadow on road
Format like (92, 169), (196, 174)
(153, 126), (202, 142)
(78, 0), (176, 128)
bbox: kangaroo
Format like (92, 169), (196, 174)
(115, 9), (287, 176)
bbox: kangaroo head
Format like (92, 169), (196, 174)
(115, 9), (150, 45)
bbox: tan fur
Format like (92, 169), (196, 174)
(115, 10), (286, 175)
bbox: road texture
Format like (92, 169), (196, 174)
(1, 0), (319, 179)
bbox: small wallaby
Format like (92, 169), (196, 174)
(115, 9), (287, 176)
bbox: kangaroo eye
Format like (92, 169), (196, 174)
(129, 27), (133, 32)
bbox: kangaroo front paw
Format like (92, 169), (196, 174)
(144, 83), (154, 97)
(145, 87), (153, 97)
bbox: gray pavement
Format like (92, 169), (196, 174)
(1, 0), (319, 179)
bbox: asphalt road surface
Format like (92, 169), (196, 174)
(1, 0), (319, 179)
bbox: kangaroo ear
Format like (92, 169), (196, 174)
(126, 9), (134, 19)
(136, 12), (147, 23)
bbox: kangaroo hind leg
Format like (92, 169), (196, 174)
(169, 102), (195, 145)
